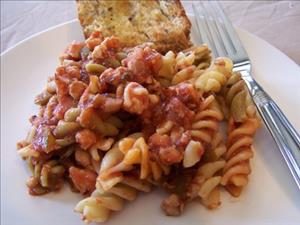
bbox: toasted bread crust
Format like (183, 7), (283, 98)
(76, 0), (192, 53)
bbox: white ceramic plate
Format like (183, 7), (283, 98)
(1, 17), (300, 225)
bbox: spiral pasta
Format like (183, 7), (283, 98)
(178, 94), (224, 169)
(171, 52), (196, 85)
(184, 44), (211, 65)
(195, 57), (233, 94)
(222, 72), (257, 121)
(75, 176), (152, 223)
(17, 38), (125, 197)
(98, 134), (170, 191)
(157, 51), (176, 81)
(156, 45), (211, 86)
(186, 132), (226, 209)
(190, 95), (224, 145)
(17, 31), (264, 223)
(161, 132), (226, 216)
(26, 159), (65, 195)
(221, 117), (260, 197)
(221, 73), (260, 197)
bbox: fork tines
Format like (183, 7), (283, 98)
(192, 1), (248, 63)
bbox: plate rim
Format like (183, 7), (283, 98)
(0, 19), (78, 57)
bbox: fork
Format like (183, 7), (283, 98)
(192, 1), (300, 190)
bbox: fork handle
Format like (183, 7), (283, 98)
(240, 70), (300, 190)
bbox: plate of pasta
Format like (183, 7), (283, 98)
(1, 16), (300, 225)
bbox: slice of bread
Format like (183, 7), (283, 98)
(76, 0), (192, 53)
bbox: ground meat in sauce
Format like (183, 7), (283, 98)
(162, 166), (197, 199)
(32, 125), (57, 153)
(55, 76), (70, 98)
(75, 129), (97, 150)
(122, 46), (162, 84)
(140, 103), (162, 137)
(99, 67), (130, 93)
(80, 65), (90, 84)
(69, 80), (87, 100)
(27, 176), (64, 196)
(92, 36), (121, 61)
(53, 96), (74, 120)
(161, 194), (185, 216)
(92, 94), (123, 113)
(85, 31), (103, 51)
(174, 131), (192, 149)
(148, 133), (183, 165)
(141, 84), (198, 137)
(69, 166), (97, 195)
(168, 83), (200, 110)
(165, 97), (195, 129)
(70, 41), (85, 59)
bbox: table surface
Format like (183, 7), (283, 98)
(1, 1), (300, 65)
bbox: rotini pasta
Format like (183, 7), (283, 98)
(75, 176), (152, 223)
(17, 31), (262, 223)
(161, 132), (226, 216)
(183, 44), (211, 69)
(98, 134), (170, 191)
(221, 73), (260, 197)
(26, 159), (65, 195)
(157, 45), (212, 86)
(221, 116), (260, 197)
(223, 73), (257, 121)
(157, 51), (176, 80)
(195, 57), (233, 93)
(75, 176), (151, 222)
(191, 132), (226, 209)
(190, 95), (224, 144)
(18, 144), (40, 158)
